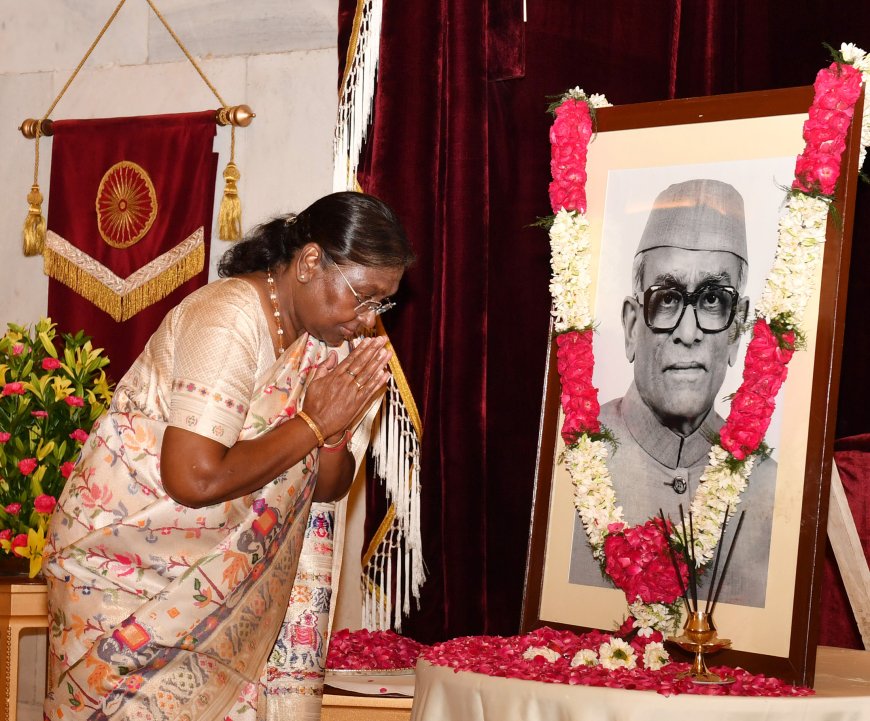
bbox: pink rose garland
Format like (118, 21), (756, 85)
(549, 99), (593, 213)
(720, 320), (796, 460)
(603, 518), (688, 605)
(793, 62), (862, 195)
(556, 331), (600, 441)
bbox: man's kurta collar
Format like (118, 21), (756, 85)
(620, 382), (723, 469)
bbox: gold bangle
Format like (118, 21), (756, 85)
(322, 429), (350, 452)
(296, 410), (325, 447)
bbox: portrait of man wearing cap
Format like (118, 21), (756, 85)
(568, 178), (777, 607)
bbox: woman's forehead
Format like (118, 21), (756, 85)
(339, 263), (404, 296)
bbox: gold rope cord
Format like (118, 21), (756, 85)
(24, 0), (243, 254)
(31, 0), (231, 182)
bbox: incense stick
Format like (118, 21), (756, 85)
(710, 510), (746, 616)
(704, 504), (730, 613)
(658, 508), (691, 615)
(678, 504), (698, 611)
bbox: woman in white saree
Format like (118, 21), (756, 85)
(43, 191), (413, 721)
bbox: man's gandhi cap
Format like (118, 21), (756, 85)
(635, 179), (747, 263)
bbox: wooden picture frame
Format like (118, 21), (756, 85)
(521, 86), (865, 686)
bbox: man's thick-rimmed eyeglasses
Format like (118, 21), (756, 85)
(639, 283), (739, 334)
(333, 262), (396, 317)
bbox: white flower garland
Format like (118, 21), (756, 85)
(549, 208), (594, 332)
(552, 47), (870, 634)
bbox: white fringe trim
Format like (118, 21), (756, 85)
(333, 0), (425, 634)
(333, 0), (383, 192)
(363, 377), (425, 632)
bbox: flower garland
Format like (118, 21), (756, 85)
(548, 46), (870, 634)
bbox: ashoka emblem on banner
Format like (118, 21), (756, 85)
(96, 161), (158, 248)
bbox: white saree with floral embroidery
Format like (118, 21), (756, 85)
(43, 278), (376, 721)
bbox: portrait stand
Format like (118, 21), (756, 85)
(827, 465), (870, 648)
(521, 84), (866, 686)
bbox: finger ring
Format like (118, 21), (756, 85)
(354, 379), (364, 391)
(346, 369), (357, 378)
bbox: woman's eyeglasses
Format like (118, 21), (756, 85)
(332, 262), (396, 317)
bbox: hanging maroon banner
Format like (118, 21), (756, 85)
(45, 111), (218, 380)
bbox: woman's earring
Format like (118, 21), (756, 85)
(299, 274), (306, 281)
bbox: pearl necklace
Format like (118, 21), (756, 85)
(266, 271), (285, 353)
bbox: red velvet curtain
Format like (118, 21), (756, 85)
(339, 0), (870, 644)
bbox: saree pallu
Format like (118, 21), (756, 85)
(43, 335), (367, 721)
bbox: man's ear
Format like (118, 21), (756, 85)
(727, 295), (751, 367)
(622, 296), (640, 363)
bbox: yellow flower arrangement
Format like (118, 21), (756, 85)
(0, 318), (113, 577)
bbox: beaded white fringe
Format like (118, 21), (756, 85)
(333, 0), (425, 632)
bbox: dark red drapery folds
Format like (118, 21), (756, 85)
(339, 0), (870, 644)
(824, 436), (870, 648)
(46, 111), (218, 381)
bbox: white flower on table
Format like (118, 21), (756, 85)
(570, 649), (599, 667)
(522, 646), (561, 663)
(643, 642), (670, 671)
(598, 638), (637, 670)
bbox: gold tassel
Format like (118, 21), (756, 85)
(218, 161), (242, 241)
(23, 184), (47, 257)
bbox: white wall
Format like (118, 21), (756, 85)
(0, 0), (339, 329)
(0, 2), (371, 718)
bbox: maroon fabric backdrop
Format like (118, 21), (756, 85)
(339, 0), (870, 644)
(47, 111), (218, 381)
(825, 436), (870, 648)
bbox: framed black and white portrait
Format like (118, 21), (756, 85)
(522, 86), (865, 685)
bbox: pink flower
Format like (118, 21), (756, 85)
(11, 343), (25, 356)
(41, 357), (61, 370)
(60, 461), (76, 479)
(326, 629), (426, 671)
(0, 529), (11, 542)
(31, 410), (48, 418)
(549, 98), (593, 213)
(792, 63), (863, 196)
(2, 382), (25, 396)
(4, 503), (21, 515)
(416, 627), (811, 696)
(69, 429), (89, 443)
(0, 432), (10, 443)
(34, 494), (56, 515)
(11, 534), (28, 556)
(64, 395), (85, 407)
(603, 518), (687, 604)
(720, 319), (793, 460)
(556, 330), (601, 441)
(17, 458), (38, 476)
